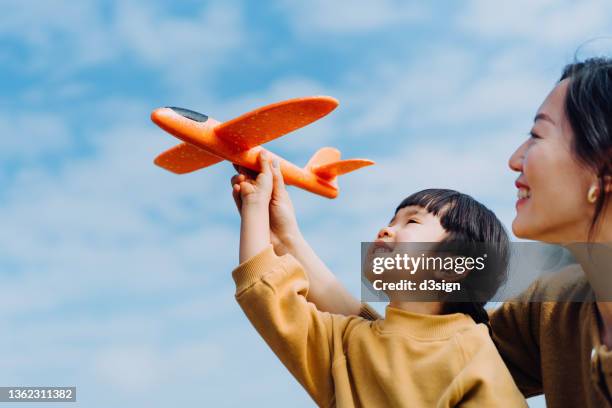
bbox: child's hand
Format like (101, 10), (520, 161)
(232, 151), (274, 209)
(268, 158), (301, 255)
(233, 151), (274, 263)
(231, 154), (302, 256)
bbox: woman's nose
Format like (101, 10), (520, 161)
(509, 139), (528, 172)
(377, 227), (394, 240)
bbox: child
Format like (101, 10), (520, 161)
(230, 152), (526, 407)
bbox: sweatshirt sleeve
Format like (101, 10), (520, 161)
(232, 245), (346, 407)
(488, 281), (544, 398)
(453, 327), (528, 407)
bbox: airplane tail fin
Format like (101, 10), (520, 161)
(305, 147), (341, 171)
(305, 147), (374, 187)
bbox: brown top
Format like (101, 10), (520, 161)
(491, 265), (612, 407)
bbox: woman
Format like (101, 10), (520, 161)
(230, 57), (612, 407)
(487, 58), (612, 407)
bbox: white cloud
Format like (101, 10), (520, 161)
(457, 0), (612, 48)
(0, 0), (116, 75)
(113, 1), (244, 89)
(427, 47), (553, 124)
(278, 0), (428, 35)
(93, 342), (223, 393)
(0, 0), (244, 93)
(337, 47), (476, 135)
(0, 112), (71, 160)
(337, 43), (562, 136)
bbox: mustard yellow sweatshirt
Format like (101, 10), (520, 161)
(232, 246), (527, 407)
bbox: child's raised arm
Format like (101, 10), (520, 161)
(232, 152), (353, 406)
(283, 235), (363, 316)
(231, 161), (363, 316)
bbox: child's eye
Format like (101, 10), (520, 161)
(406, 219), (418, 224)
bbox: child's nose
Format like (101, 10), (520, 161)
(377, 227), (394, 240)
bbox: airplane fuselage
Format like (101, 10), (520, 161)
(151, 108), (338, 198)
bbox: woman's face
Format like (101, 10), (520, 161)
(509, 79), (598, 242)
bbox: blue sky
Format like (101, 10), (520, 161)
(2, 0), (612, 406)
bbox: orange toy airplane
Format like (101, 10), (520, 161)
(151, 96), (374, 198)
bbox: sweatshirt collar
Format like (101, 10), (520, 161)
(379, 306), (475, 339)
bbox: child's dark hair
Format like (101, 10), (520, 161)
(395, 189), (510, 333)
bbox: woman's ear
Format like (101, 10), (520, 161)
(604, 175), (612, 194)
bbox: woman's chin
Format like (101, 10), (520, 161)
(512, 215), (537, 240)
(513, 217), (563, 243)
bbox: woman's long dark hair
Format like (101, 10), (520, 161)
(395, 189), (510, 335)
(560, 57), (612, 239)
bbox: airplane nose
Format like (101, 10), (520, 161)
(167, 107), (209, 123)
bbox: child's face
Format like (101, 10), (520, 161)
(365, 205), (449, 299)
(376, 205), (447, 244)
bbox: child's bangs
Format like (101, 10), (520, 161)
(395, 189), (458, 217)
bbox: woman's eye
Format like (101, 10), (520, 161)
(406, 219), (418, 224)
(529, 131), (542, 139)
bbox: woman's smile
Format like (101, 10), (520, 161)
(515, 179), (531, 209)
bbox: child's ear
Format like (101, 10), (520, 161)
(432, 268), (470, 282)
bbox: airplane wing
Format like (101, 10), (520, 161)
(154, 142), (223, 174)
(214, 96), (338, 151)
